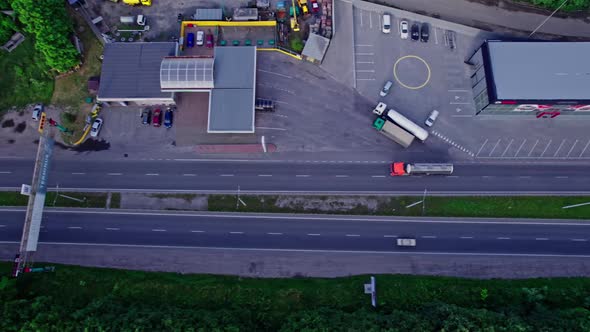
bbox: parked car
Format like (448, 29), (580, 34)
(90, 118), (103, 137)
(411, 23), (420, 41)
(152, 109), (162, 127)
(425, 109), (439, 127)
(186, 32), (195, 48)
(32, 104), (44, 121)
(310, 0), (320, 13)
(400, 20), (409, 39)
(164, 108), (173, 128)
(382, 14), (391, 34)
(177, 13), (183, 22)
(420, 22), (430, 42)
(205, 33), (214, 48)
(196, 30), (204, 46)
(379, 80), (393, 97)
(141, 108), (151, 125)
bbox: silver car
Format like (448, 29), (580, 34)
(380, 81), (393, 97)
(32, 104), (44, 121)
(425, 110), (439, 127)
(90, 118), (103, 137)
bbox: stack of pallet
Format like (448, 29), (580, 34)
(320, 0), (332, 38)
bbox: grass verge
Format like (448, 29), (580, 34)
(209, 195), (590, 219)
(0, 191), (108, 208)
(0, 36), (54, 112)
(1, 263), (589, 330)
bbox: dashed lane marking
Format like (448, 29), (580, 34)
(497, 237), (511, 240)
(145, 173), (159, 176)
(107, 173), (122, 176)
(105, 228), (120, 231)
(183, 174), (196, 176)
(535, 238), (549, 241)
(267, 232), (283, 235)
(220, 174), (234, 177)
(191, 230), (205, 233)
(346, 234), (361, 237)
(383, 235), (398, 238)
(432, 131), (475, 157)
(67, 226), (82, 229)
(421, 235), (437, 239)
(152, 229), (167, 232)
(230, 231), (244, 234)
(307, 233), (321, 236)
(571, 238), (588, 242)
(371, 175), (386, 178)
(72, 172), (85, 175)
(335, 175), (349, 178)
(296, 175), (310, 177)
(0, 171), (12, 174)
(460, 236), (474, 239)
(258, 174), (272, 177)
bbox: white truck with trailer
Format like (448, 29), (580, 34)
(372, 102), (429, 142)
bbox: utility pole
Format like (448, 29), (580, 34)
(528, 0), (569, 37)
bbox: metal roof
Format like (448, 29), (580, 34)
(486, 41), (590, 101)
(208, 47), (256, 133)
(160, 57), (214, 91)
(98, 42), (176, 100)
(193, 8), (223, 21)
(302, 33), (330, 63)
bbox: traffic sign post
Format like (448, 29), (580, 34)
(364, 276), (377, 308)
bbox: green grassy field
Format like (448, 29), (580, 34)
(209, 195), (590, 219)
(0, 36), (54, 112)
(0, 191), (116, 208)
(1, 263), (589, 330)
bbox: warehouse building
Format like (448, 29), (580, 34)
(468, 41), (590, 116)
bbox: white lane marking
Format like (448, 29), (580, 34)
(383, 235), (398, 238)
(356, 44), (373, 47)
(555, 176), (568, 179)
(71, 172), (86, 175)
(335, 175), (349, 178)
(356, 78), (376, 81)
(356, 69), (375, 72)
(67, 226), (83, 229)
(152, 229), (167, 232)
(514, 139), (527, 157)
(256, 69), (292, 79)
(14, 241), (590, 258)
(579, 140), (590, 157)
(460, 236), (474, 239)
(528, 139), (540, 157)
(571, 238), (588, 242)
(346, 234), (360, 237)
(519, 176), (531, 179)
(105, 228), (120, 231)
(475, 139), (488, 157)
(0, 171), (12, 174)
(191, 230), (205, 233)
(355, 52), (374, 56)
(267, 232), (283, 235)
(482, 176), (494, 179)
(145, 173), (159, 176)
(107, 173), (122, 176)
(0, 225), (5, 227)
(567, 139), (579, 158)
(307, 233), (321, 236)
(553, 139), (566, 157)
(434, 27), (438, 44)
(497, 237), (511, 240)
(230, 231), (244, 234)
(258, 174), (272, 177)
(371, 175), (386, 178)
(220, 174), (234, 177)
(183, 174), (196, 176)
(356, 61), (375, 64)
(296, 175), (310, 177)
(535, 238), (549, 241)
(256, 126), (287, 131)
(446, 176), (459, 178)
(421, 235), (437, 239)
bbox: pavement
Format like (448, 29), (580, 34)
(2, 209), (590, 277)
(1, 158), (590, 194)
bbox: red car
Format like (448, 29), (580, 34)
(310, 0), (320, 13)
(205, 33), (214, 48)
(153, 109), (162, 127)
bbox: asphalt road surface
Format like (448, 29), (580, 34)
(1, 209), (590, 256)
(0, 159), (589, 194)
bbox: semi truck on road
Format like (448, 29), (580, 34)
(390, 162), (454, 176)
(373, 117), (414, 148)
(372, 102), (429, 142)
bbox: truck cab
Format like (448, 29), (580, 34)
(390, 162), (407, 176)
(372, 102), (387, 116)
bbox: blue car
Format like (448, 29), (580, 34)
(186, 33), (195, 48)
(164, 108), (173, 128)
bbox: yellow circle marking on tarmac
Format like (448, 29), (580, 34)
(393, 55), (431, 90)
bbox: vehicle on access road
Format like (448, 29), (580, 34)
(424, 109), (439, 127)
(397, 238), (416, 247)
(90, 118), (103, 137)
(32, 104), (44, 121)
(379, 81), (393, 97)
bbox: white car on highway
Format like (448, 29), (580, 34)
(400, 20), (409, 39)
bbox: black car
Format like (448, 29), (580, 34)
(411, 23), (420, 41)
(420, 22), (429, 42)
(141, 108), (151, 125)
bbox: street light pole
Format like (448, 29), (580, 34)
(528, 0), (570, 37)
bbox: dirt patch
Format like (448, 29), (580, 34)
(275, 196), (382, 213)
(1, 119), (14, 128)
(14, 122), (26, 133)
(121, 193), (208, 211)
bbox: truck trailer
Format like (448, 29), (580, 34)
(373, 117), (414, 148)
(372, 102), (429, 142)
(390, 162), (454, 176)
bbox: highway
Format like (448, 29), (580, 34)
(1, 209), (590, 256)
(0, 159), (589, 194)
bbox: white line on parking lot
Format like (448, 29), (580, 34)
(107, 173), (122, 176)
(71, 172), (85, 175)
(145, 173), (159, 176)
(514, 139), (527, 157)
(356, 61), (374, 64)
(450, 102), (471, 105)
(369, 10), (373, 29)
(356, 78), (376, 81)
(501, 139), (514, 157)
(567, 139), (579, 157)
(272, 99), (289, 105)
(448, 89), (469, 92)
(476, 139), (488, 157)
(451, 115), (472, 117)
(256, 69), (292, 79)
(355, 52), (375, 56)
(579, 140), (590, 157)
(183, 174), (196, 176)
(434, 28), (438, 44)
(528, 139), (539, 157)
(488, 139), (501, 157)
(446, 176), (459, 178)
(256, 126), (287, 131)
(356, 69), (375, 72)
(553, 139), (566, 157)
(356, 44), (373, 47)
(541, 140), (552, 157)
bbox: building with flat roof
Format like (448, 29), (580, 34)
(468, 41), (590, 115)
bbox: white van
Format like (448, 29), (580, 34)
(382, 14), (391, 34)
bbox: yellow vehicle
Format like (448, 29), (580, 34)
(290, 0), (300, 31)
(109, 0), (152, 6)
(298, 0), (309, 15)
